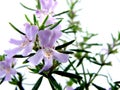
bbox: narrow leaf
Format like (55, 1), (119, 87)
(70, 49), (91, 53)
(0, 78), (5, 84)
(62, 26), (74, 32)
(76, 55), (86, 67)
(50, 19), (62, 30)
(13, 53), (35, 58)
(40, 15), (49, 29)
(92, 83), (106, 90)
(20, 3), (36, 11)
(32, 76), (43, 90)
(53, 10), (69, 17)
(36, 0), (41, 9)
(64, 60), (76, 72)
(25, 15), (33, 25)
(53, 71), (82, 80)
(56, 40), (75, 50)
(48, 75), (62, 90)
(60, 51), (73, 54)
(9, 23), (25, 35)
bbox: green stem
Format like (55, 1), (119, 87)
(89, 65), (103, 84)
(69, 60), (81, 85)
(81, 63), (89, 90)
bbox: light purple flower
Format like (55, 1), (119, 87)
(66, 86), (74, 90)
(28, 30), (69, 72)
(5, 23), (38, 57)
(36, 11), (56, 26)
(40, 0), (57, 13)
(36, 0), (58, 26)
(0, 57), (16, 81)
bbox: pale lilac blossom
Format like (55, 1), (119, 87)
(28, 29), (68, 72)
(40, 0), (57, 13)
(66, 86), (74, 90)
(0, 57), (16, 81)
(5, 23), (38, 57)
(36, 0), (58, 26)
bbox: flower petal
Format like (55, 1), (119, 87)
(22, 43), (33, 56)
(4, 47), (23, 58)
(0, 71), (5, 78)
(28, 50), (44, 65)
(39, 57), (53, 73)
(40, 0), (57, 12)
(40, 0), (52, 11)
(47, 29), (62, 47)
(4, 73), (11, 81)
(52, 49), (69, 63)
(9, 39), (23, 45)
(38, 30), (53, 47)
(66, 86), (74, 90)
(24, 23), (38, 41)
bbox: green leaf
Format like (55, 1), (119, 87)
(56, 40), (75, 50)
(92, 83), (106, 90)
(13, 53), (35, 58)
(53, 71), (82, 80)
(64, 60), (76, 72)
(25, 14), (33, 25)
(0, 78), (5, 84)
(36, 0), (41, 9)
(59, 51), (73, 54)
(61, 26), (74, 32)
(33, 14), (37, 25)
(40, 15), (49, 29)
(9, 23), (25, 35)
(48, 75), (62, 90)
(32, 76), (43, 90)
(70, 49), (91, 53)
(0, 54), (6, 61)
(118, 32), (120, 40)
(50, 19), (62, 30)
(20, 3), (36, 11)
(53, 10), (69, 17)
(74, 82), (85, 90)
(76, 55), (86, 67)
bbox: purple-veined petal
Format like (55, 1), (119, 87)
(50, 0), (58, 12)
(0, 57), (16, 81)
(40, 0), (52, 11)
(24, 23), (38, 41)
(0, 71), (5, 78)
(39, 57), (53, 73)
(22, 43), (33, 56)
(52, 49), (69, 63)
(28, 50), (44, 65)
(38, 29), (61, 47)
(40, 0), (57, 12)
(9, 39), (23, 45)
(66, 86), (74, 90)
(4, 73), (11, 81)
(10, 69), (16, 75)
(46, 16), (55, 26)
(47, 29), (62, 47)
(38, 30), (53, 47)
(4, 47), (23, 58)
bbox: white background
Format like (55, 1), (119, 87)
(0, 0), (120, 89)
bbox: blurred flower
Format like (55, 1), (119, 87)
(65, 86), (74, 90)
(5, 23), (38, 57)
(36, 0), (58, 26)
(28, 29), (68, 72)
(0, 57), (16, 81)
(40, 0), (57, 13)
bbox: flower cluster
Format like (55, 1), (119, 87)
(0, 57), (16, 81)
(1, 0), (68, 81)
